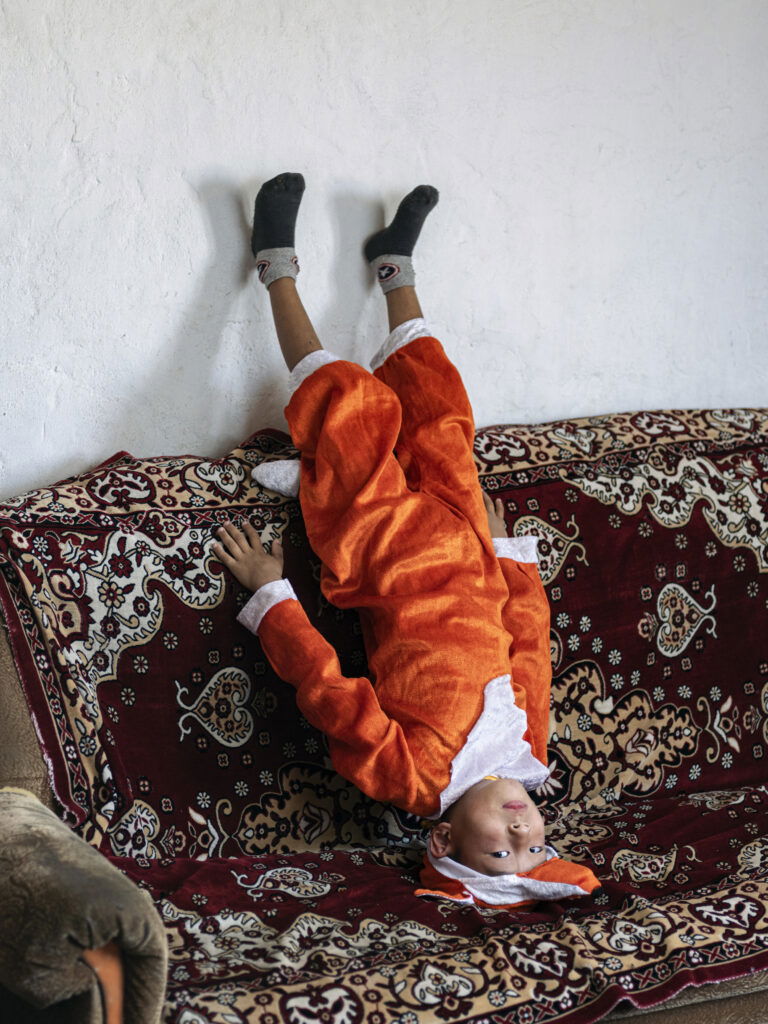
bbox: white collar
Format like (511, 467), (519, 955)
(426, 848), (588, 906)
(437, 674), (550, 817)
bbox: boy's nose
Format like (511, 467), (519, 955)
(508, 820), (530, 833)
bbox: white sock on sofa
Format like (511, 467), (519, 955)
(251, 460), (301, 498)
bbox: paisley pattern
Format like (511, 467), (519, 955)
(655, 582), (717, 656)
(231, 864), (345, 900)
(610, 845), (692, 883)
(1, 409), (768, 1022)
(512, 514), (588, 584)
(176, 668), (254, 747)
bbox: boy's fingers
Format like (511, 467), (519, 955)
(218, 521), (247, 552)
(212, 541), (234, 565)
(482, 491), (493, 509)
(213, 531), (234, 558)
(242, 519), (263, 547)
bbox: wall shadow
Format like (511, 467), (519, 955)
(105, 177), (280, 463)
(314, 189), (382, 362)
(103, 180), (391, 470)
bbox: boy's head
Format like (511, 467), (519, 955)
(428, 776), (548, 875)
(420, 776), (602, 908)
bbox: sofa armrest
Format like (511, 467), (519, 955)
(0, 624), (53, 807)
(0, 790), (167, 1024)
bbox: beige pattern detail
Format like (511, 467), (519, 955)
(161, 900), (450, 977)
(232, 865), (345, 900)
(568, 452), (768, 571)
(229, 762), (420, 859)
(687, 789), (746, 811)
(512, 514), (588, 584)
(107, 799), (161, 858)
(474, 409), (768, 474)
(611, 845), (699, 884)
(738, 837), (768, 873)
(696, 695), (743, 764)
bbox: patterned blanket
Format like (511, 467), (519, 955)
(1, 409), (767, 1023)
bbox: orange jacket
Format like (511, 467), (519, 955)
(246, 337), (553, 819)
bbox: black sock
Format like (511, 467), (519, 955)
(364, 185), (439, 262)
(251, 172), (305, 255)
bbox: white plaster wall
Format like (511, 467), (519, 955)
(1, 0), (767, 499)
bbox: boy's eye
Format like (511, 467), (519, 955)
(529, 846), (543, 854)
(490, 851), (509, 858)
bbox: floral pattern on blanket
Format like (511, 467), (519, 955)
(2, 409), (768, 1022)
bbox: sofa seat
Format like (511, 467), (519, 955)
(113, 790), (768, 1022)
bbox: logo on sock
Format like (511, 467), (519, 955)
(377, 262), (400, 283)
(256, 260), (271, 283)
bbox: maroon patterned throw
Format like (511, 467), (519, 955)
(1, 410), (767, 1023)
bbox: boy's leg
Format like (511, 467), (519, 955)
(255, 176), (424, 369)
(267, 278), (323, 372)
(251, 174), (422, 602)
(364, 190), (484, 526)
(384, 285), (423, 334)
(251, 173), (335, 497)
(376, 327), (483, 525)
(251, 172), (324, 372)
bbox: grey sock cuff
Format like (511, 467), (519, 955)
(370, 253), (415, 293)
(255, 247), (300, 288)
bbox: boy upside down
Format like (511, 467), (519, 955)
(213, 174), (600, 909)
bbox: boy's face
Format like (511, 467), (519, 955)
(429, 778), (548, 876)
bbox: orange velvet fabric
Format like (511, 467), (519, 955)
(256, 337), (551, 817)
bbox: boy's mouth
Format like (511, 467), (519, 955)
(503, 800), (527, 810)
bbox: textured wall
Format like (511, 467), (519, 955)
(2, 0), (767, 498)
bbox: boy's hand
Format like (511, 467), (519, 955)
(213, 521), (284, 592)
(483, 491), (509, 539)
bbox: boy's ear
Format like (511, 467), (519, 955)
(428, 821), (453, 859)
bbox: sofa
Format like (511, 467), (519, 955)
(1, 407), (767, 1023)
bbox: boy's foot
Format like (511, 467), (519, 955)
(251, 172), (305, 254)
(364, 185), (439, 262)
(364, 185), (438, 293)
(251, 173), (304, 288)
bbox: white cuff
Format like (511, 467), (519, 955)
(237, 579), (297, 634)
(369, 318), (434, 371)
(288, 350), (342, 395)
(493, 536), (539, 564)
